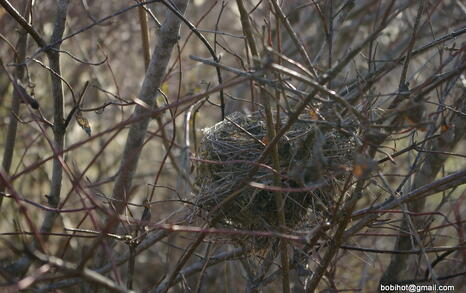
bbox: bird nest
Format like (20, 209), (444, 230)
(193, 110), (355, 248)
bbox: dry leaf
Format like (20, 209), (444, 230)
(352, 164), (364, 177)
(353, 154), (377, 178)
(308, 108), (319, 120)
(261, 136), (269, 144)
(76, 111), (91, 136)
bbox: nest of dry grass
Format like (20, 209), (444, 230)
(194, 110), (356, 248)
